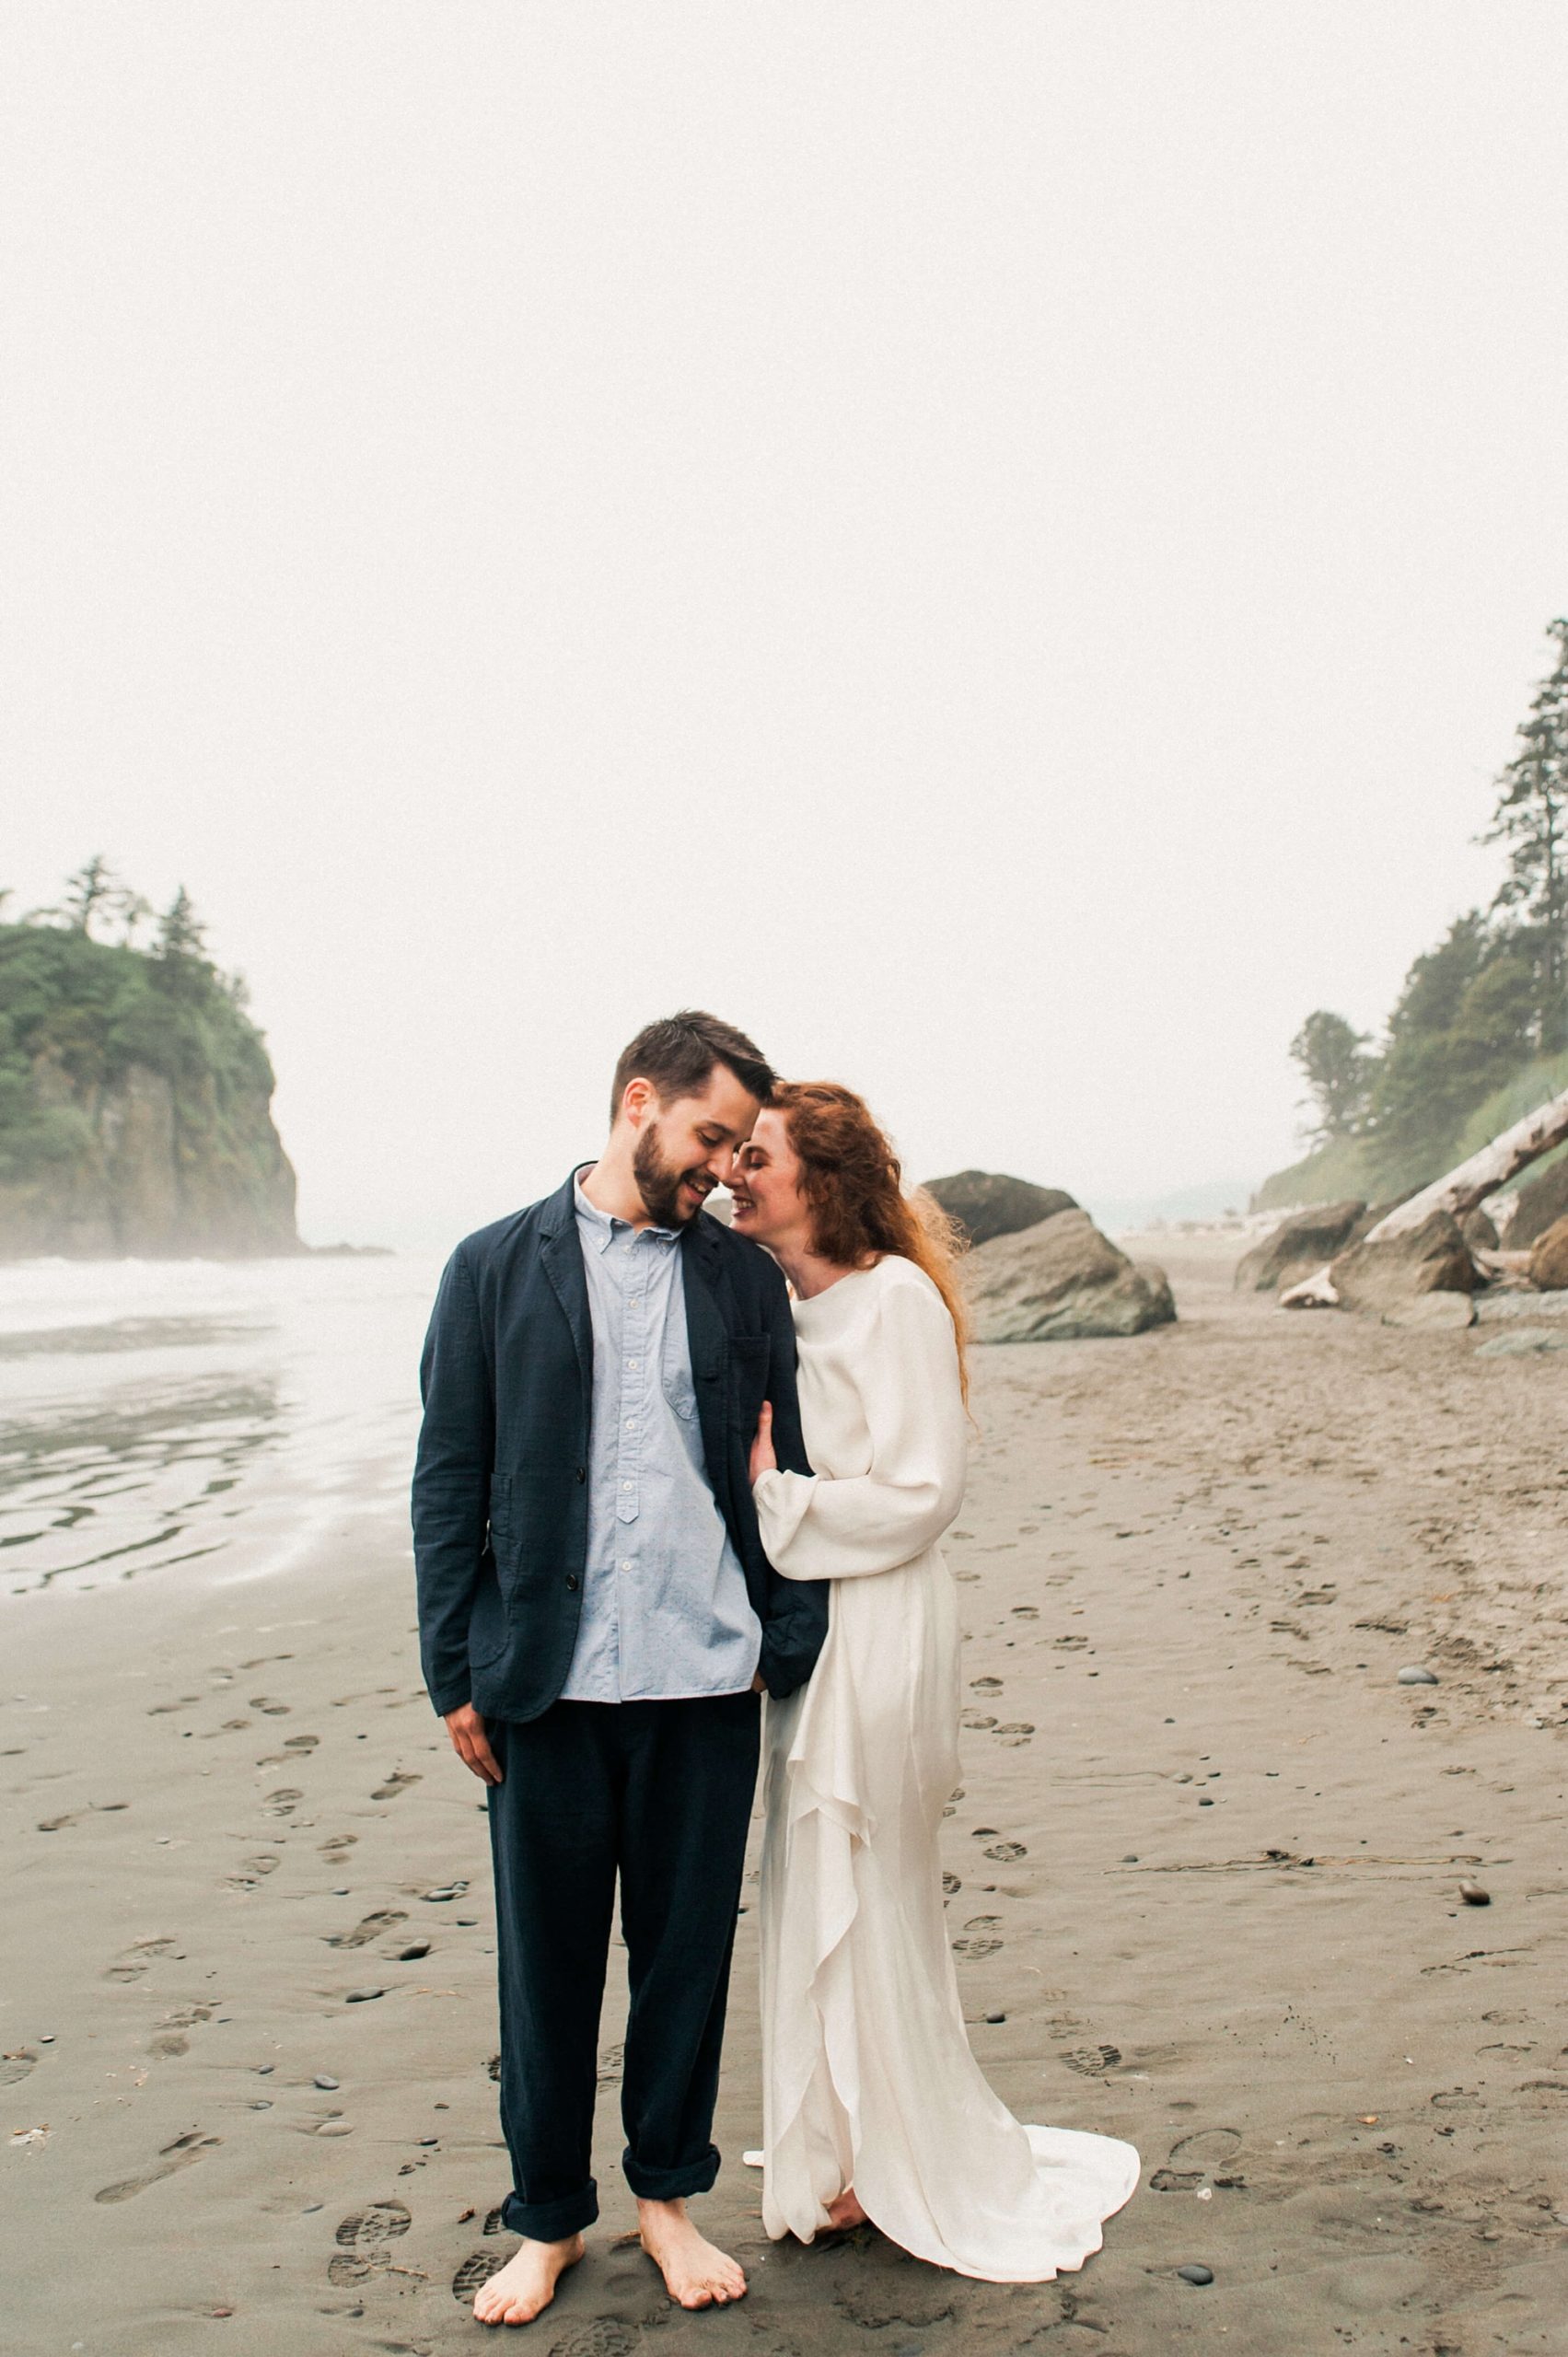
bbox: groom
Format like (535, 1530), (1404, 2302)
(412, 1011), (827, 2327)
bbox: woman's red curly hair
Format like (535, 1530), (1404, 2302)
(771, 1081), (970, 1405)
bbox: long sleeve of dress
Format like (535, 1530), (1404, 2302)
(753, 1272), (968, 1581)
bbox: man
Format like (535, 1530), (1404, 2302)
(412, 1011), (827, 2328)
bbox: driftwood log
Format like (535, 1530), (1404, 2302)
(1281, 1082), (1568, 1308)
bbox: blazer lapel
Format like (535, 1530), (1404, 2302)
(540, 1174), (593, 1414)
(679, 1216), (730, 1492)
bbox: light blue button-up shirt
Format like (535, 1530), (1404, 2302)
(560, 1171), (761, 1702)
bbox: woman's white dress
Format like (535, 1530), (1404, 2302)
(751, 1255), (1140, 2282)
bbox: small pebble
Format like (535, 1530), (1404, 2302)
(317, 2120), (353, 2137)
(256, 2064), (273, 2075)
(397, 1940), (432, 1961)
(302, 2202), (323, 2214)
(418, 2136), (439, 2147)
(1198, 1797), (1214, 1806)
(1121, 1853), (1139, 1863)
(249, 2100), (272, 2110)
(1397, 1666), (1439, 1687)
(423, 1883), (468, 1902)
(1458, 1880), (1491, 1906)
(344, 1989), (384, 2003)
(984, 2012), (1006, 2025)
(331, 1887), (351, 1897)
(1177, 2263), (1214, 2285)
(313, 2074), (340, 2090)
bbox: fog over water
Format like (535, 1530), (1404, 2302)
(5, 6), (1568, 1249)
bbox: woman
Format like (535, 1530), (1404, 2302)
(732, 1083), (1140, 2282)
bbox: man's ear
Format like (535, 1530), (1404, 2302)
(620, 1076), (656, 1128)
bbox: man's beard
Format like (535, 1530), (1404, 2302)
(633, 1122), (711, 1228)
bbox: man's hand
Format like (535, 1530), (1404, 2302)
(445, 1702), (502, 1785)
(749, 1399), (777, 1486)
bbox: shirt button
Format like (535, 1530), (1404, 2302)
(625, 1418), (637, 1430)
(626, 1358), (638, 1370)
(621, 1480), (633, 1491)
(619, 1559), (632, 1572)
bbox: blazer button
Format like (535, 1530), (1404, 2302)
(575, 1464), (587, 1482)
(565, 1573), (580, 1592)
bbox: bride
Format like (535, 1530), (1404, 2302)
(731, 1082), (1139, 2282)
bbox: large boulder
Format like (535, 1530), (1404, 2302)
(1504, 1157), (1568, 1248)
(1329, 1210), (1476, 1314)
(966, 1208), (1176, 1341)
(1527, 1214), (1568, 1291)
(1235, 1200), (1366, 1294)
(923, 1169), (1077, 1248)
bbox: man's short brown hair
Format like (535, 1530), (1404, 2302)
(609, 1011), (776, 1128)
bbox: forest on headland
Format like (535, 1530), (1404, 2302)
(1259, 620), (1568, 1213)
(0, 860), (301, 1258)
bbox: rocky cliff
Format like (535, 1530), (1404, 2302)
(0, 918), (299, 1259)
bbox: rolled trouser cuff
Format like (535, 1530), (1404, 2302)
(500, 2180), (598, 2242)
(622, 2142), (721, 2203)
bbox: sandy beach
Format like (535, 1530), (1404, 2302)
(6, 1236), (1566, 2356)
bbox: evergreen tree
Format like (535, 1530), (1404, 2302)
(1289, 1010), (1375, 1144)
(153, 886), (211, 996)
(1484, 618), (1568, 1050)
(62, 854), (120, 936)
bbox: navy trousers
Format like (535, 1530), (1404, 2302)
(485, 1690), (761, 2241)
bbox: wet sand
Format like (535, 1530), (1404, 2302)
(6, 1237), (1566, 2355)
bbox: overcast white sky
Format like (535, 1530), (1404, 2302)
(6, 4), (1567, 1247)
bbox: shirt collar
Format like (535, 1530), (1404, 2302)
(573, 1166), (679, 1251)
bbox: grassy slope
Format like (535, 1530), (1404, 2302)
(1253, 1049), (1568, 1213)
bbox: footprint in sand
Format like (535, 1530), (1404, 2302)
(103, 1936), (179, 1982)
(226, 1853), (280, 1889)
(1062, 2045), (1123, 2078)
(1152, 2126), (1243, 2188)
(249, 1696), (290, 1716)
(1, 2048), (39, 2086)
(319, 1832), (356, 1859)
(95, 2129), (220, 2203)
(147, 1695), (203, 1716)
(147, 2003), (215, 2057)
(262, 1787), (304, 1817)
(983, 1840), (1028, 1862)
(328, 2250), (389, 2288)
(453, 2251), (506, 2302)
(326, 1909), (407, 1951)
(371, 1770), (421, 1801)
(336, 2200), (411, 2247)
(284, 1734), (319, 1751)
(552, 2327), (636, 2357)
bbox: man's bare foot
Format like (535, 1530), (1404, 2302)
(826, 2188), (868, 2230)
(636, 2197), (747, 2309)
(473, 2233), (585, 2326)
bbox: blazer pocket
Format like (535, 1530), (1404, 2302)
(487, 1470), (515, 1543)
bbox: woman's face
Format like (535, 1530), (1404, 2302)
(729, 1108), (809, 1248)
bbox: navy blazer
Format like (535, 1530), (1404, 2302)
(412, 1170), (829, 1721)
